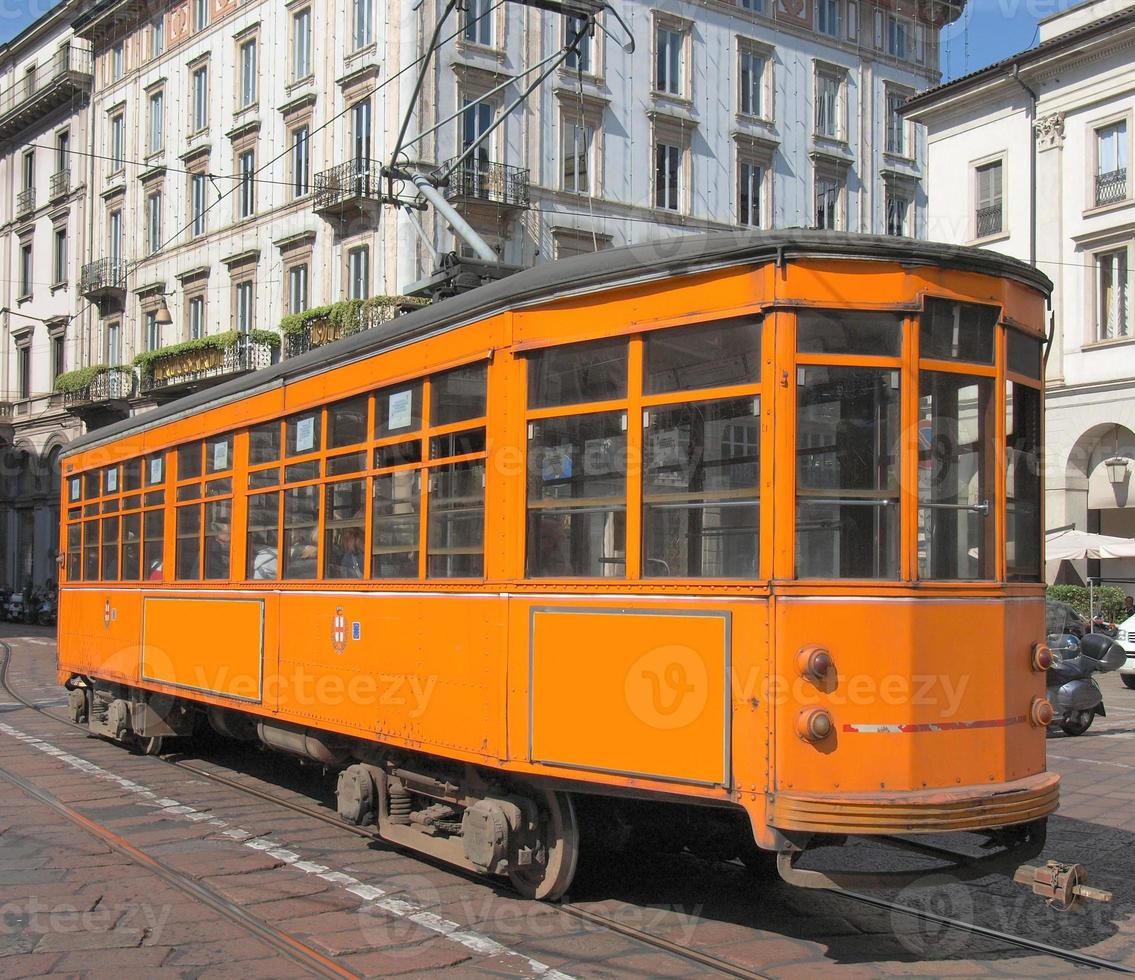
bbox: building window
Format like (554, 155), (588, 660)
(655, 24), (685, 96)
(238, 150), (256, 218)
(56, 130), (69, 173)
(51, 333), (64, 381)
(291, 126), (310, 197)
(288, 264), (309, 314)
(886, 183), (910, 236)
(188, 296), (205, 340)
(561, 115), (594, 194)
(53, 226), (68, 284)
(146, 190), (162, 255)
(347, 245), (369, 300)
(351, 99), (372, 165)
(106, 321), (121, 363)
(1097, 248), (1129, 340)
(463, 0), (493, 46)
(886, 90), (907, 156)
(235, 281), (254, 333)
(815, 172), (842, 230)
(739, 46), (765, 117)
(974, 159), (1003, 238)
(191, 173), (207, 238)
(654, 141), (682, 211)
(16, 346), (30, 400)
(738, 158), (763, 227)
(815, 70), (840, 138)
(292, 8), (312, 80)
(815, 0), (840, 37)
(192, 66), (208, 132)
(351, 0), (373, 50)
(887, 15), (909, 59)
(1095, 120), (1128, 207)
(110, 113), (125, 173)
(108, 209), (122, 263)
(847, 1), (859, 40)
(145, 310), (161, 351)
(151, 15), (165, 58)
(565, 16), (591, 73)
(193, 0), (208, 33)
(111, 42), (124, 81)
(19, 242), (32, 298)
(148, 90), (164, 154)
(239, 39), (257, 108)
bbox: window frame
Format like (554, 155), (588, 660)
(972, 153), (1006, 243)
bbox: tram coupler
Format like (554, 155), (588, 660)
(1013, 861), (1112, 911)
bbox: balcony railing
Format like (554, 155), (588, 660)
(975, 204), (1003, 239)
(442, 159), (530, 209)
(139, 336), (276, 397)
(1096, 168), (1127, 208)
(62, 367), (136, 409)
(50, 168), (70, 200)
(313, 157), (383, 214)
(80, 257), (128, 299)
(16, 187), (35, 216)
(0, 43), (93, 141)
(284, 297), (428, 359)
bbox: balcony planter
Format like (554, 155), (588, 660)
(280, 296), (428, 358)
(56, 365), (136, 405)
(135, 330), (280, 397)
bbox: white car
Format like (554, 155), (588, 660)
(1116, 620), (1135, 689)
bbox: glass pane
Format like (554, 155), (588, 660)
(286, 412), (322, 456)
(122, 494), (141, 511)
(144, 510), (164, 580)
(431, 363), (487, 426)
(178, 443), (202, 480)
(176, 505), (202, 580)
(376, 440), (422, 469)
(375, 382), (422, 439)
(206, 478), (232, 497)
(328, 395), (369, 449)
(1007, 330), (1042, 380)
(282, 485), (320, 579)
(70, 477), (81, 502)
(430, 429), (486, 460)
(526, 411), (627, 577)
(247, 492), (280, 580)
(104, 465), (120, 495)
(920, 299), (997, 364)
(249, 468), (280, 490)
(249, 422), (282, 465)
(429, 461), (485, 578)
(328, 451), (367, 476)
(122, 513), (141, 581)
(644, 318), (762, 394)
(918, 371), (995, 580)
(84, 522), (99, 579)
(102, 498), (120, 514)
(528, 338), (627, 409)
(101, 517), (120, 581)
(144, 490), (165, 507)
(324, 479), (366, 579)
(203, 499), (232, 580)
(796, 366), (901, 579)
(643, 398), (760, 578)
(797, 310), (903, 357)
(84, 471), (100, 499)
(206, 434), (233, 473)
(372, 471), (420, 578)
(1006, 382), (1042, 582)
(177, 484), (202, 502)
(285, 460), (321, 484)
(67, 524), (82, 581)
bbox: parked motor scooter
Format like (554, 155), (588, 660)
(36, 593), (56, 627)
(1046, 632), (1126, 736)
(4, 592), (24, 624)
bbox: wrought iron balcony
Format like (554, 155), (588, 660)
(975, 204), (1003, 239)
(0, 43), (93, 141)
(1096, 169), (1127, 208)
(442, 159), (530, 209)
(62, 367), (136, 410)
(313, 157), (383, 216)
(16, 187), (35, 216)
(50, 168), (71, 200)
(283, 297), (428, 358)
(80, 257), (128, 300)
(139, 335), (276, 400)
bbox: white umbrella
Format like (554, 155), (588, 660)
(1046, 528), (1135, 561)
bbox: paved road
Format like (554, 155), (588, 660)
(2, 626), (1134, 978)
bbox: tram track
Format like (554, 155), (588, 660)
(3, 639), (1133, 978)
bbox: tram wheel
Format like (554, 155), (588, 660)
(134, 735), (165, 756)
(508, 789), (579, 901)
(1060, 712), (1093, 737)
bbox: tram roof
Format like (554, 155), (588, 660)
(66, 230), (1052, 457)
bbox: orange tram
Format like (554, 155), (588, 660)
(58, 232), (1057, 901)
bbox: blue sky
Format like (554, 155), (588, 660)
(0, 0), (61, 45)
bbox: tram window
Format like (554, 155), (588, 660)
(176, 506), (202, 580)
(203, 499), (232, 580)
(207, 478), (232, 497)
(430, 429), (486, 459)
(282, 485), (320, 579)
(69, 477), (81, 502)
(123, 459), (142, 493)
(285, 460), (321, 484)
(918, 372), (995, 580)
(528, 338), (627, 409)
(177, 484), (202, 502)
(526, 412), (627, 577)
(796, 366), (900, 579)
(324, 479), (366, 579)
(1008, 331), (1042, 380)
(286, 412), (322, 457)
(372, 471), (420, 578)
(429, 461), (486, 578)
(328, 451), (367, 476)
(146, 453), (164, 486)
(122, 513), (141, 581)
(84, 503), (99, 517)
(101, 517), (120, 581)
(247, 492), (279, 580)
(797, 311), (903, 358)
(643, 398), (760, 578)
(249, 468), (280, 490)
(375, 382), (422, 439)
(83, 522), (99, 579)
(1007, 382), (1042, 582)
(84, 471), (99, 500)
(123, 494), (141, 511)
(376, 440), (422, 469)
(144, 490), (165, 507)
(645, 318), (762, 395)
(920, 299), (997, 365)
(68, 507), (81, 521)
(143, 510), (164, 580)
(206, 434), (233, 473)
(66, 525), (81, 580)
(178, 443), (203, 481)
(102, 498), (120, 514)
(432, 364), (487, 426)
(328, 395), (369, 449)
(249, 422), (282, 465)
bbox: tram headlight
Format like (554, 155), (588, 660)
(795, 707), (834, 743)
(1030, 697), (1055, 728)
(1032, 643), (1053, 672)
(795, 645), (834, 683)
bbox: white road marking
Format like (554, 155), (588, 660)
(1048, 753), (1135, 770)
(0, 720), (573, 979)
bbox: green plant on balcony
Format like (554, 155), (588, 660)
(280, 296), (429, 351)
(53, 364), (132, 394)
(133, 329), (280, 380)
